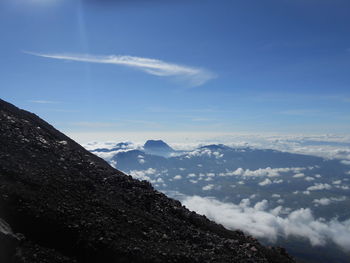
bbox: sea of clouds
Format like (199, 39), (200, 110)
(181, 195), (350, 252)
(83, 134), (350, 251)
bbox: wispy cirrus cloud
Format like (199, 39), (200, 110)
(25, 51), (216, 87)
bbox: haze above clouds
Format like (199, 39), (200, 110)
(82, 133), (350, 163)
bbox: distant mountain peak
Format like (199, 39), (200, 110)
(143, 140), (175, 157)
(144, 139), (172, 149)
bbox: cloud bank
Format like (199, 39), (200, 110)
(222, 167), (306, 178)
(26, 51), (216, 86)
(182, 195), (350, 251)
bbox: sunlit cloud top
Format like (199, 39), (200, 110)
(25, 51), (216, 87)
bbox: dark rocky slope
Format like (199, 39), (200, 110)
(0, 99), (295, 263)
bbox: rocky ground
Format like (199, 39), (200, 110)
(0, 98), (295, 263)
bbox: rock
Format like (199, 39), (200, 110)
(0, 218), (21, 262)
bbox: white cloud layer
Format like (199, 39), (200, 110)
(130, 168), (156, 180)
(185, 148), (224, 159)
(182, 195), (350, 251)
(221, 167), (306, 178)
(307, 183), (332, 191)
(259, 178), (272, 186)
(91, 149), (131, 161)
(202, 184), (215, 191)
(313, 196), (347, 206)
(26, 52), (216, 86)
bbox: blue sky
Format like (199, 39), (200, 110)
(1, 0), (350, 142)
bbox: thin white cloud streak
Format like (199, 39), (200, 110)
(183, 195), (350, 252)
(26, 51), (216, 86)
(29, 100), (60, 104)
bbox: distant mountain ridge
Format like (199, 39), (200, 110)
(91, 142), (132, 152)
(0, 98), (294, 263)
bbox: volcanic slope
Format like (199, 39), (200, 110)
(0, 99), (295, 263)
